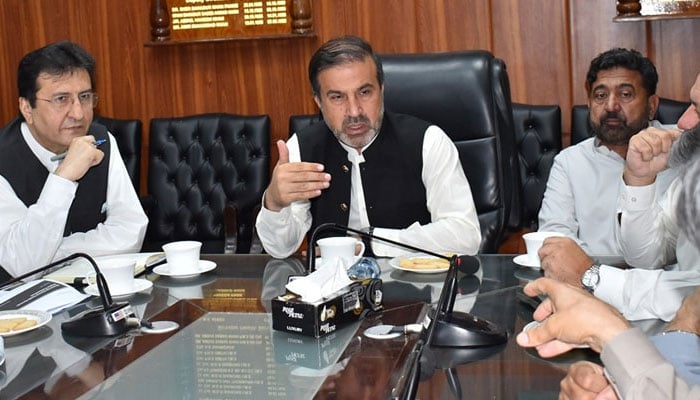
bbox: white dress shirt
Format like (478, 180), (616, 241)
(593, 177), (700, 321)
(539, 126), (676, 256)
(0, 122), (148, 276)
(256, 125), (481, 258)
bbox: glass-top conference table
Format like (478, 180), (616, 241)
(1, 253), (653, 399)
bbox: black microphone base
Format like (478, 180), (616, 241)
(432, 310), (508, 348)
(61, 303), (133, 337)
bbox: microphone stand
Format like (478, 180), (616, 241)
(309, 224), (508, 398)
(1, 253), (133, 337)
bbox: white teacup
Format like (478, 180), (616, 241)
(522, 231), (566, 265)
(91, 258), (136, 295)
(163, 240), (202, 275)
(317, 237), (365, 267)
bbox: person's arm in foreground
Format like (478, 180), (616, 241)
(516, 278), (700, 400)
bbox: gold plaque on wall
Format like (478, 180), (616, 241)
(149, 0), (313, 42)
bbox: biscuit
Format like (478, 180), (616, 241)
(0, 317), (27, 332)
(0, 317), (38, 333)
(399, 257), (449, 270)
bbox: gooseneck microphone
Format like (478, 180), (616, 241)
(308, 223), (508, 398)
(306, 223), (479, 275)
(0, 253), (133, 337)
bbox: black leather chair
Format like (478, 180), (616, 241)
(512, 104), (562, 230)
(290, 51), (520, 253)
(143, 113), (270, 254)
(571, 98), (691, 145)
(94, 115), (142, 190)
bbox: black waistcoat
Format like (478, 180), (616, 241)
(0, 117), (110, 236)
(297, 111), (431, 239)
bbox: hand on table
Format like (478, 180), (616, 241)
(264, 140), (331, 211)
(539, 237), (594, 287)
(560, 361), (619, 400)
(623, 127), (681, 187)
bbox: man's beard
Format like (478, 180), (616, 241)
(591, 110), (650, 146)
(330, 105), (383, 150)
(670, 124), (700, 168)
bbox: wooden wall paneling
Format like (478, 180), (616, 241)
(312, 0), (350, 41)
(569, 0), (647, 107)
(492, 0), (572, 137)
(343, 0), (420, 54)
(649, 19), (700, 101)
(415, 0), (493, 52)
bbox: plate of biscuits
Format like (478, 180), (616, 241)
(0, 310), (51, 337)
(389, 253), (451, 274)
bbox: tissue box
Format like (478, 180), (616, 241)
(271, 278), (383, 338)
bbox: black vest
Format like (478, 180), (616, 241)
(297, 111), (431, 239)
(0, 118), (110, 236)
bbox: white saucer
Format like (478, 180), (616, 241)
(513, 254), (540, 269)
(153, 260), (217, 279)
(85, 278), (153, 298)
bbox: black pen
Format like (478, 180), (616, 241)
(51, 138), (107, 162)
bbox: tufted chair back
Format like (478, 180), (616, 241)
(571, 97), (691, 145)
(143, 113), (270, 253)
(94, 115), (142, 190)
(290, 51), (519, 253)
(512, 104), (562, 230)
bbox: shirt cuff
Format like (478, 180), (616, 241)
(594, 265), (625, 311)
(621, 183), (656, 211)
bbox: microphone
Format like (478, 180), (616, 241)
(306, 223), (479, 275)
(308, 223), (508, 398)
(308, 223), (506, 347)
(1, 253), (133, 337)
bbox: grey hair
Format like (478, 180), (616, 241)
(676, 153), (700, 249)
(669, 124), (700, 168)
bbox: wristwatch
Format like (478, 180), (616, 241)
(581, 263), (601, 293)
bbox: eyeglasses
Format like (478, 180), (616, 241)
(35, 92), (99, 111)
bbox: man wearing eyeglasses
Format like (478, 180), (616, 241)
(0, 41), (147, 280)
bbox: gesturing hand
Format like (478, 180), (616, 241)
(264, 140), (331, 211)
(623, 127), (681, 186)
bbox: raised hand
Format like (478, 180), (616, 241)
(264, 140), (331, 211)
(623, 127), (681, 186)
(54, 135), (105, 182)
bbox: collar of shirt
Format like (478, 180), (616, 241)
(20, 122), (61, 172)
(336, 136), (378, 229)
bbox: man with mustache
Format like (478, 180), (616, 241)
(538, 48), (677, 258)
(540, 72), (700, 321)
(0, 41), (147, 280)
(256, 36), (481, 258)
